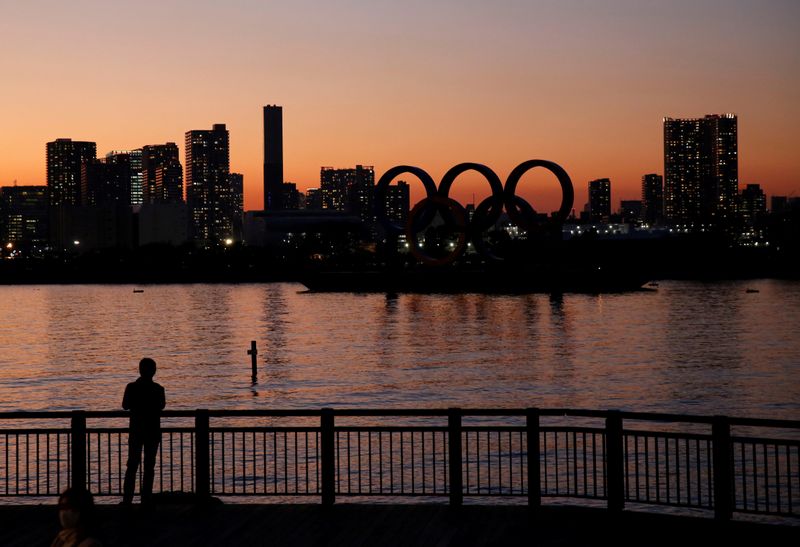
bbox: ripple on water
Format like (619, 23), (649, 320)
(0, 281), (797, 419)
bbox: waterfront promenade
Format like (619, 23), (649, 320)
(2, 502), (798, 546)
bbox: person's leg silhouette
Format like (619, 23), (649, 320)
(122, 433), (144, 504)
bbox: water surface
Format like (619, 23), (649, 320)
(0, 280), (797, 419)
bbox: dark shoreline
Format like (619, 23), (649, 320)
(1, 237), (797, 286)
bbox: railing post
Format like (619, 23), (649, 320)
(712, 416), (732, 521)
(448, 408), (463, 506)
(195, 409), (210, 498)
(526, 408), (541, 509)
(606, 410), (624, 512)
(320, 408), (335, 505)
(71, 411), (86, 490)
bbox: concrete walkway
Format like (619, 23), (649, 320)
(1, 503), (797, 546)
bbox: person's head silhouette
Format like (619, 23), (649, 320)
(139, 357), (157, 380)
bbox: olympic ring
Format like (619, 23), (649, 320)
(406, 195), (468, 266)
(504, 159), (574, 229)
(374, 165), (437, 234)
(374, 160), (574, 265)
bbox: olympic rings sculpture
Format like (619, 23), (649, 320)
(374, 160), (574, 266)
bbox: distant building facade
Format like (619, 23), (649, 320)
(46, 139), (96, 207)
(281, 182), (301, 210)
(106, 149), (143, 205)
(320, 165), (376, 224)
(641, 173), (663, 225)
(81, 157), (131, 206)
(588, 178), (611, 222)
(305, 188), (322, 210)
(384, 180), (410, 225)
(227, 172), (244, 239)
(663, 114), (738, 225)
(141, 143), (182, 204)
(185, 124), (233, 244)
(619, 200), (642, 224)
(138, 202), (189, 246)
(0, 185), (48, 246)
(740, 184), (766, 226)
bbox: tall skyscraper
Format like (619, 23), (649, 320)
(46, 138), (96, 207)
(185, 124), (231, 243)
(641, 173), (664, 225)
(106, 150), (143, 205)
(663, 114), (738, 225)
(141, 143), (182, 204)
(263, 105), (284, 210)
(588, 178), (611, 222)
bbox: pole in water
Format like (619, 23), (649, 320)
(248, 340), (258, 383)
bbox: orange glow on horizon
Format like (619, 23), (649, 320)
(0, 2), (798, 214)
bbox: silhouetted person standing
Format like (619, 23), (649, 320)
(122, 357), (165, 506)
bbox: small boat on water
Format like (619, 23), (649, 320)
(133, 289), (144, 293)
(745, 288), (759, 293)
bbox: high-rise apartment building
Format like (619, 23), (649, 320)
(81, 157), (131, 206)
(228, 173), (244, 238)
(185, 124), (231, 243)
(0, 185), (48, 246)
(106, 150), (143, 205)
(384, 180), (410, 225)
(641, 174), (664, 225)
(320, 165), (375, 223)
(663, 114), (738, 225)
(588, 178), (611, 222)
(142, 143), (182, 204)
(263, 105), (284, 210)
(46, 139), (96, 207)
(740, 183), (766, 226)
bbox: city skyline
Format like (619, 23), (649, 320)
(0, 1), (798, 213)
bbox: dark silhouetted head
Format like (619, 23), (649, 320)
(139, 357), (157, 379)
(58, 487), (95, 530)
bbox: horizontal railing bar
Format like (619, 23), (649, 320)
(542, 494), (608, 500)
(333, 426), (448, 432)
(540, 426), (606, 434)
(623, 429), (712, 441)
(731, 436), (800, 446)
(0, 428), (70, 434)
(209, 427), (321, 433)
(212, 493), (322, 497)
(0, 409), (798, 429)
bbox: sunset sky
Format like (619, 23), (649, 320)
(0, 0), (798, 213)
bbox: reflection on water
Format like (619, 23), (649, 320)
(0, 280), (798, 419)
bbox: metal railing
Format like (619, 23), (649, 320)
(1, 408), (798, 520)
